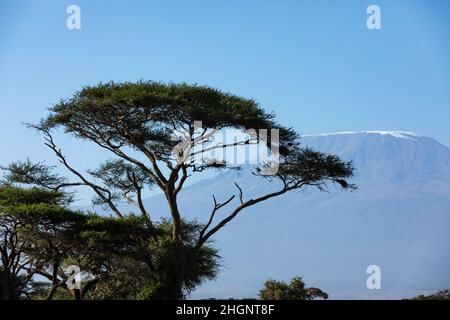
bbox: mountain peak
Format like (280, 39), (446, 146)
(139, 130), (450, 300)
(304, 131), (422, 140)
(300, 130), (450, 185)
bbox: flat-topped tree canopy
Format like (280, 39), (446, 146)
(41, 81), (297, 163)
(3, 81), (355, 299)
(15, 81), (355, 245)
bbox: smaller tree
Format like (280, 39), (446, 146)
(2, 160), (223, 299)
(259, 277), (328, 300)
(0, 186), (67, 300)
(408, 290), (450, 300)
(0, 181), (221, 300)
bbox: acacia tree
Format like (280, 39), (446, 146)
(0, 186), (90, 300)
(5, 81), (354, 298)
(0, 186), (63, 300)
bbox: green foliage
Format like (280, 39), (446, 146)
(87, 159), (154, 205)
(0, 185), (220, 300)
(1, 159), (67, 190)
(259, 277), (328, 300)
(86, 219), (220, 300)
(407, 290), (450, 300)
(0, 186), (65, 206)
(28, 282), (75, 300)
(2, 81), (356, 300)
(0, 186), (76, 300)
(40, 81), (297, 163)
(47, 81), (269, 129)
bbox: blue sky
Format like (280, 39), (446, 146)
(0, 0), (449, 199)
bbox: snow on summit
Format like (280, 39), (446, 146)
(304, 131), (422, 140)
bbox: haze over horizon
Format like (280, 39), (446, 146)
(130, 130), (450, 300)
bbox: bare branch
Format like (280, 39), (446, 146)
(130, 171), (152, 225)
(116, 117), (168, 185)
(174, 164), (189, 196)
(199, 194), (236, 241)
(190, 138), (258, 158)
(234, 182), (244, 204)
(198, 185), (293, 247)
(40, 128), (124, 218)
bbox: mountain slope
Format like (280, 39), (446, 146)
(140, 131), (450, 299)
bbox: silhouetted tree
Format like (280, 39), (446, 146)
(4, 81), (355, 298)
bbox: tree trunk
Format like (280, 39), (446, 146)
(46, 262), (60, 300)
(70, 288), (81, 300)
(174, 241), (186, 299)
(165, 185), (183, 241)
(45, 284), (58, 300)
(1, 272), (11, 300)
(164, 184), (187, 299)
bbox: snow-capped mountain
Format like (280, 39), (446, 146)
(140, 131), (450, 299)
(303, 131), (450, 189)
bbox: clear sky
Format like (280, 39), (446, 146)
(1, 0), (449, 193)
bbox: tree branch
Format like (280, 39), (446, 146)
(199, 194), (235, 241)
(198, 185), (293, 247)
(174, 164), (189, 196)
(40, 128), (124, 218)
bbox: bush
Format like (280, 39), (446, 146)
(259, 277), (328, 300)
